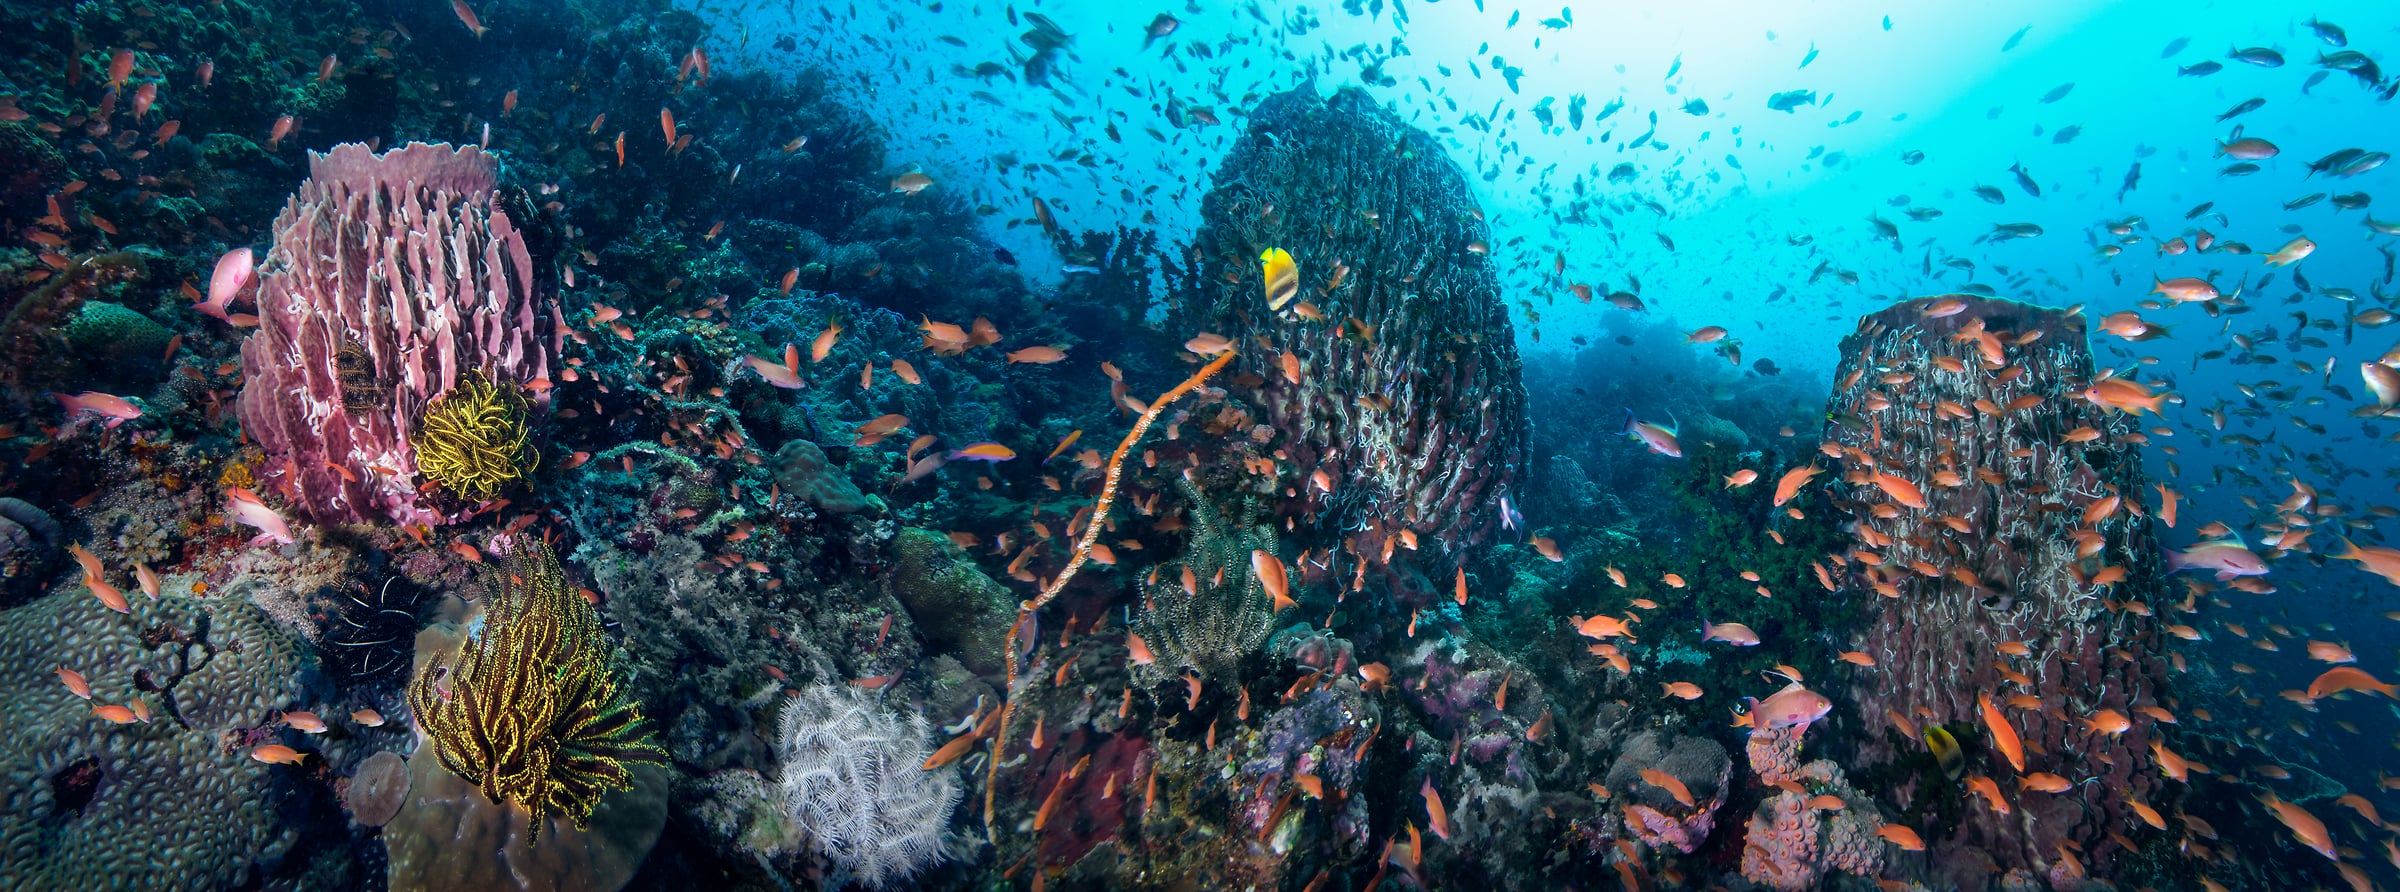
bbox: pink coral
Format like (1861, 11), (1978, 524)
(1624, 800), (1718, 854)
(1746, 724), (1805, 785)
(1740, 792), (1819, 892)
(237, 142), (555, 525)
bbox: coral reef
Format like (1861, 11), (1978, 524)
(407, 543), (664, 842)
(887, 526), (1014, 676)
(772, 437), (881, 515)
(0, 251), (150, 398)
(1176, 85), (1530, 565)
(1822, 296), (2171, 885)
(0, 584), (334, 890)
(1603, 729), (1730, 855)
(237, 142), (555, 526)
(60, 301), (175, 380)
(0, 496), (61, 606)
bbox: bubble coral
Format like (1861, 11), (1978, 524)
(407, 542), (664, 844)
(410, 369), (538, 500)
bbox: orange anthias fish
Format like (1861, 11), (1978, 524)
(1575, 613), (1638, 641)
(1873, 472), (1927, 509)
(1877, 824), (1926, 851)
(2262, 795), (2336, 859)
(1966, 774), (2011, 814)
(1251, 550), (1296, 612)
(2307, 666), (2397, 699)
(56, 666), (91, 699)
(1421, 777), (1453, 840)
(946, 442), (1016, 462)
(1772, 465), (1823, 506)
(1639, 769), (1695, 808)
(450, 0), (488, 37)
(1980, 692), (2025, 772)
(810, 317), (841, 363)
(1006, 346), (1067, 364)
(2082, 377), (2168, 416)
(250, 744), (309, 765)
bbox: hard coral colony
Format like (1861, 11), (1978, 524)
(0, 0), (2393, 891)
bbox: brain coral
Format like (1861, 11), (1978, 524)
(0, 584), (321, 891)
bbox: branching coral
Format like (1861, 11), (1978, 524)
(407, 543), (664, 843)
(411, 369), (538, 500)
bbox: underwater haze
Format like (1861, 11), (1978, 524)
(3, 0), (2400, 890)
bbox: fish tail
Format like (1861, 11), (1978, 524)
(2334, 537), (2362, 561)
(2162, 548), (2185, 572)
(1620, 407), (1636, 436)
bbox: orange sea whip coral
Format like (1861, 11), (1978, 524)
(983, 348), (1236, 838)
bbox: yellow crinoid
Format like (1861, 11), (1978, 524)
(407, 543), (663, 843)
(411, 369), (537, 500)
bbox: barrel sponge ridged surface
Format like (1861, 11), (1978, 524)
(1179, 84), (1529, 558)
(0, 586), (316, 891)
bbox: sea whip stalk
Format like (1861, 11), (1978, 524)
(985, 349), (1236, 839)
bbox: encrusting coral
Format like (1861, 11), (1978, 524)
(406, 542), (664, 844)
(410, 369), (538, 501)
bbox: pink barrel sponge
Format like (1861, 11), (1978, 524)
(236, 142), (556, 525)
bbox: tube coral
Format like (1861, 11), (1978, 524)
(407, 543), (664, 844)
(411, 369), (538, 500)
